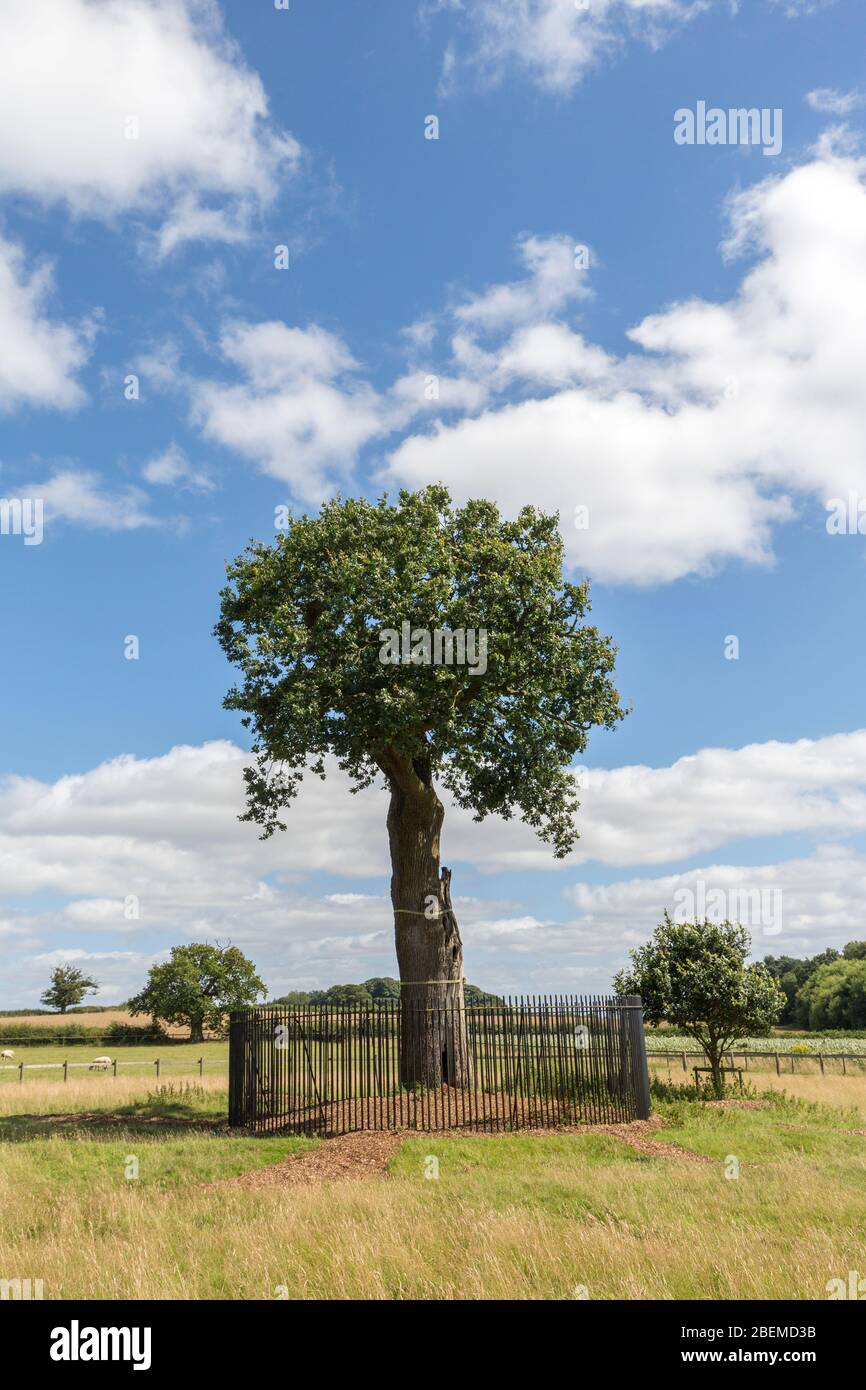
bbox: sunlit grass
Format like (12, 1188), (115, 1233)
(1, 1074), (864, 1300)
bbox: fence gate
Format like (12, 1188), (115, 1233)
(229, 994), (651, 1135)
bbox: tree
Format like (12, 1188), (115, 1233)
(795, 957), (866, 1029)
(615, 914), (784, 1096)
(40, 965), (99, 1014)
(128, 944), (265, 1042)
(464, 984), (505, 1005)
(364, 977), (401, 1001)
(320, 983), (374, 1008)
(216, 486), (624, 1086)
(763, 948), (840, 1025)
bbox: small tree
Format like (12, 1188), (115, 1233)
(128, 944), (265, 1042)
(40, 965), (99, 1014)
(614, 914), (784, 1096)
(216, 486), (624, 1087)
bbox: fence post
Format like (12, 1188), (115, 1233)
(623, 995), (652, 1120)
(63, 1061), (68, 1083)
(199, 1057), (204, 1077)
(18, 1062), (23, 1084)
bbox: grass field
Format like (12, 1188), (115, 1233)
(1, 1067), (864, 1300)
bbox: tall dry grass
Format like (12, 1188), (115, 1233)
(0, 1140), (861, 1300)
(0, 1072), (228, 1117)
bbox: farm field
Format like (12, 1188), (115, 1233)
(0, 1040), (228, 1085)
(1, 1069), (864, 1300)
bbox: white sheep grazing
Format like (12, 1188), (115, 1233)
(0, 1049), (13, 1060)
(89, 1055), (112, 1071)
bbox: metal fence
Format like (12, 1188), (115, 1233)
(648, 1049), (866, 1077)
(229, 994), (651, 1135)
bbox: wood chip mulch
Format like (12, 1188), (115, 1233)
(208, 1114), (722, 1190)
(210, 1130), (404, 1190)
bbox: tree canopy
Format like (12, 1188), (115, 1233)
(215, 485), (624, 858)
(795, 957), (866, 1029)
(40, 965), (99, 1015)
(128, 943), (265, 1042)
(615, 914), (784, 1094)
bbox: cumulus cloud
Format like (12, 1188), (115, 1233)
(384, 154), (866, 584)
(432, 0), (707, 94)
(188, 322), (385, 501)
(806, 87), (865, 116)
(430, 0), (832, 94)
(0, 238), (95, 411)
(142, 442), (213, 492)
(20, 470), (156, 531)
(0, 0), (300, 252)
(3, 731), (866, 1001)
(158, 154), (866, 584)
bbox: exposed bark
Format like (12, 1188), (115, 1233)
(189, 1019), (205, 1044)
(380, 745), (471, 1089)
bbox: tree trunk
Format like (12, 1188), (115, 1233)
(383, 752), (471, 1090)
(189, 1019), (205, 1044)
(707, 1043), (724, 1098)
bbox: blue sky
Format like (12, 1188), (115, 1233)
(2, 0), (866, 1006)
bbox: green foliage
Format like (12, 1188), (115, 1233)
(128, 944), (266, 1040)
(268, 978), (498, 1007)
(762, 948), (841, 1025)
(40, 965), (99, 1014)
(615, 913), (784, 1095)
(103, 1020), (166, 1043)
(795, 957), (866, 1029)
(364, 977), (401, 1001)
(215, 486), (624, 858)
(463, 984), (505, 1005)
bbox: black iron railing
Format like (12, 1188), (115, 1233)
(229, 994), (651, 1134)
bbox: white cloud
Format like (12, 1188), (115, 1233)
(435, 0), (708, 94)
(0, 0), (300, 252)
(806, 87), (865, 116)
(21, 470), (156, 531)
(0, 238), (94, 411)
(142, 442), (213, 492)
(3, 731), (866, 1001)
(385, 154), (866, 584)
(454, 233), (591, 331)
(432, 0), (832, 94)
(189, 322), (384, 501)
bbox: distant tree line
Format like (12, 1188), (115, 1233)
(270, 978), (504, 1007)
(762, 942), (866, 1029)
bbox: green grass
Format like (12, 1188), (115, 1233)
(0, 1039), (228, 1084)
(2, 1074), (865, 1298)
(0, 1080), (315, 1190)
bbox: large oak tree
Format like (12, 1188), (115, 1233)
(216, 486), (624, 1086)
